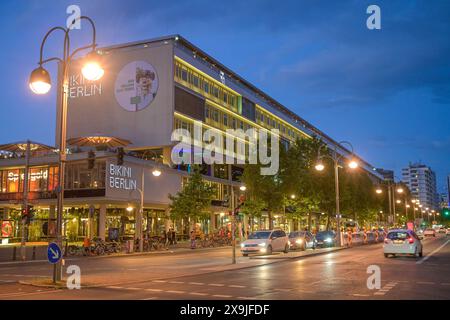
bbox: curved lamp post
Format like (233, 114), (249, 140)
(315, 141), (358, 247)
(29, 16), (104, 283)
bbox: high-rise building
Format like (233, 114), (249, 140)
(402, 163), (439, 210)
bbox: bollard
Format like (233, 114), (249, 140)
(12, 246), (17, 261)
(32, 246), (36, 260)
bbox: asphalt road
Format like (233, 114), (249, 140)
(1, 234), (449, 300)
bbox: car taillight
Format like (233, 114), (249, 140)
(407, 237), (414, 244)
(384, 239), (390, 244)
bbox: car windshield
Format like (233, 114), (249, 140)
(316, 231), (335, 239)
(289, 232), (305, 238)
(248, 231), (271, 239)
(387, 231), (408, 240)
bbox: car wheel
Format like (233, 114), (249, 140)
(384, 253), (389, 258)
(243, 253), (248, 257)
(419, 250), (423, 257)
(266, 245), (272, 255)
(284, 244), (289, 253)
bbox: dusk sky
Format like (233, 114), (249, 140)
(1, 0), (449, 191)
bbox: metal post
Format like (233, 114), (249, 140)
(20, 140), (31, 261)
(387, 181), (392, 224)
(334, 159), (341, 247)
(392, 184), (396, 226)
(231, 186), (236, 264)
(139, 168), (144, 252)
(54, 60), (68, 283)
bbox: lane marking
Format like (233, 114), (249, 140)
(168, 281), (184, 284)
(417, 239), (450, 265)
(229, 285), (245, 288)
(189, 282), (205, 285)
(189, 292), (208, 296)
(208, 283), (225, 287)
(145, 288), (162, 292)
(416, 281), (435, 285)
(237, 296), (256, 300)
(352, 293), (370, 297)
(152, 280), (167, 283)
(213, 294), (232, 298)
(441, 283), (450, 286)
(125, 287), (142, 290)
(141, 297), (158, 300)
(374, 292), (386, 296)
(166, 290), (185, 294)
(106, 286), (124, 289)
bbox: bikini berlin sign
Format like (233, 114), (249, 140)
(108, 163), (137, 191)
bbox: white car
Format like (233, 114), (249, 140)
(446, 228), (450, 236)
(384, 229), (423, 258)
(240, 229), (289, 256)
(423, 228), (436, 237)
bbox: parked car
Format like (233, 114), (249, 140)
(288, 231), (316, 251)
(423, 228), (436, 237)
(240, 229), (289, 256)
(315, 231), (337, 247)
(438, 227), (446, 234)
(416, 229), (424, 239)
(446, 228), (450, 236)
(383, 229), (423, 258)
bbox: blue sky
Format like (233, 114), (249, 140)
(0, 0), (449, 191)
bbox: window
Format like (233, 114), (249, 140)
(205, 105), (210, 119)
(223, 113), (228, 127)
(181, 69), (188, 81)
(193, 75), (199, 87)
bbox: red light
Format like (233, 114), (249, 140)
(384, 239), (390, 244)
(408, 237), (414, 244)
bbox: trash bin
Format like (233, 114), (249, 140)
(127, 240), (134, 253)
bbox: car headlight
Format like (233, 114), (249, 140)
(258, 242), (266, 247)
(240, 243), (245, 248)
(325, 238), (332, 243)
(296, 239), (303, 244)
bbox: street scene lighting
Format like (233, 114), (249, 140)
(348, 160), (358, 169)
(81, 52), (104, 81)
(152, 169), (162, 177)
(375, 188), (382, 194)
(126, 206), (134, 212)
(239, 185), (247, 191)
(29, 66), (52, 94)
(397, 187), (404, 193)
(290, 194), (296, 199)
(315, 161), (325, 171)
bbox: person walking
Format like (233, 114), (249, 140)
(190, 230), (196, 249)
(83, 236), (91, 256)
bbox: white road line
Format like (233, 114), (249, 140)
(125, 287), (142, 290)
(169, 281), (184, 284)
(189, 282), (205, 285)
(237, 296), (256, 300)
(441, 283), (450, 286)
(208, 283), (225, 287)
(416, 281), (435, 285)
(106, 286), (124, 289)
(352, 293), (370, 297)
(213, 294), (232, 298)
(374, 292), (386, 296)
(152, 280), (167, 283)
(145, 288), (162, 292)
(189, 292), (208, 296)
(166, 290), (185, 294)
(229, 285), (245, 288)
(417, 239), (450, 265)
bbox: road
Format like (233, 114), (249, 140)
(0, 234), (449, 300)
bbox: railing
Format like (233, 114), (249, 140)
(0, 188), (106, 201)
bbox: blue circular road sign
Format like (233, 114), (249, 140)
(47, 242), (62, 264)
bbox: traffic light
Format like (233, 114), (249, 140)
(117, 147), (124, 165)
(88, 150), (96, 169)
(443, 208), (450, 219)
(21, 205), (35, 224)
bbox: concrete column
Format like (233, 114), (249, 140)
(49, 205), (56, 219)
(210, 212), (216, 231)
(162, 147), (173, 166)
(99, 205), (106, 241)
(164, 208), (171, 232)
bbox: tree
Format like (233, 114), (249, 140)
(168, 166), (216, 228)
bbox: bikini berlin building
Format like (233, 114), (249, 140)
(0, 35), (383, 244)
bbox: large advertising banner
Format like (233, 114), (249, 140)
(59, 42), (174, 149)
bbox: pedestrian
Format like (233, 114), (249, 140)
(83, 236), (91, 256)
(172, 228), (177, 245)
(190, 230), (196, 249)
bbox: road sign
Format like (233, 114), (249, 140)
(47, 242), (62, 264)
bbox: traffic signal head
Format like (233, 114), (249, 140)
(117, 147), (124, 165)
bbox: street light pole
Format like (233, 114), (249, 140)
(29, 16), (103, 283)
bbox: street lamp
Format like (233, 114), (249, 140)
(29, 16), (103, 283)
(239, 185), (247, 192)
(152, 169), (162, 177)
(375, 188), (383, 194)
(290, 194), (296, 199)
(315, 141), (358, 247)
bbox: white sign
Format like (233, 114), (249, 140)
(108, 164), (137, 190)
(114, 61), (159, 112)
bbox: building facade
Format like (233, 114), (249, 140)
(402, 163), (439, 210)
(0, 35), (383, 244)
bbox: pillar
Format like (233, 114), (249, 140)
(210, 212), (216, 231)
(165, 208), (171, 232)
(99, 205), (106, 241)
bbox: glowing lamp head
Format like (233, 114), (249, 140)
(376, 188), (382, 194)
(397, 188), (404, 193)
(81, 52), (104, 81)
(240, 185), (247, 191)
(315, 161), (325, 171)
(126, 206), (133, 212)
(348, 160), (358, 169)
(290, 194), (296, 199)
(29, 66), (51, 94)
(152, 169), (162, 177)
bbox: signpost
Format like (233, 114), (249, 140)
(47, 243), (62, 265)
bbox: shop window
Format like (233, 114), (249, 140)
(223, 113), (228, 127)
